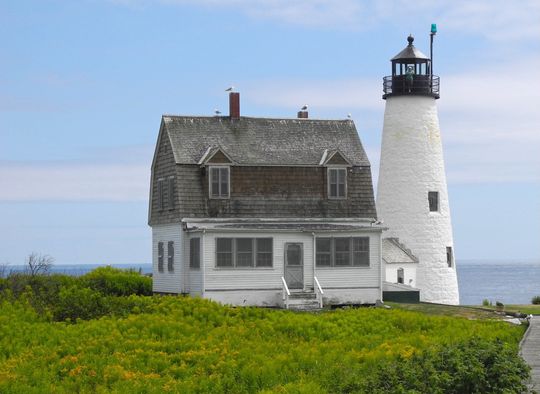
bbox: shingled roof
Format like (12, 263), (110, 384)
(162, 116), (371, 166)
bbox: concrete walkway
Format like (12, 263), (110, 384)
(521, 316), (540, 391)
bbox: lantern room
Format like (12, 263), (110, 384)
(383, 35), (440, 99)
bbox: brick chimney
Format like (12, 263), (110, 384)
(297, 110), (308, 119)
(229, 92), (240, 119)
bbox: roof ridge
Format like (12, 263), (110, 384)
(162, 115), (354, 122)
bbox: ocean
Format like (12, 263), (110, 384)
(4, 260), (539, 306)
(457, 260), (540, 305)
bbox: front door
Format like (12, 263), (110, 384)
(285, 243), (303, 289)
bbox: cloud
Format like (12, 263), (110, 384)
(109, 0), (540, 40)
(0, 162), (149, 202)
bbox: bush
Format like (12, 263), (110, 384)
(54, 285), (108, 321)
(482, 299), (491, 307)
(81, 266), (152, 296)
(532, 295), (540, 305)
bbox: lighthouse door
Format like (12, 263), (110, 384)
(284, 243), (303, 289)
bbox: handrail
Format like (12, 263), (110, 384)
(314, 277), (324, 308)
(281, 277), (290, 309)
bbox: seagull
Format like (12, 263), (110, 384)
(225, 86), (234, 92)
(214, 109), (221, 115)
(300, 104), (308, 111)
(347, 113), (352, 119)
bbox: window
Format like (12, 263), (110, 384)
(167, 176), (175, 209)
(157, 241), (164, 272)
(256, 238), (273, 267)
(397, 268), (404, 284)
(157, 179), (165, 210)
(446, 246), (453, 268)
(352, 237), (369, 266)
(328, 168), (347, 198)
(216, 238), (273, 268)
(236, 238), (254, 267)
(216, 238), (233, 267)
(210, 167), (230, 198)
(428, 191), (439, 212)
(316, 237), (370, 267)
(190, 238), (200, 269)
(167, 241), (174, 272)
(315, 238), (332, 267)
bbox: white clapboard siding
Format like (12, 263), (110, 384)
(201, 231), (381, 294)
(314, 232), (381, 290)
(184, 233), (203, 296)
(152, 223), (183, 293)
(203, 232), (314, 291)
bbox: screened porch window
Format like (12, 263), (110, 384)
(190, 238), (200, 269)
(216, 238), (273, 268)
(210, 166), (230, 198)
(316, 237), (370, 267)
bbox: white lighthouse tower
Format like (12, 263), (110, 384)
(377, 29), (460, 304)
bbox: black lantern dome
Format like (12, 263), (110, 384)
(383, 35), (440, 99)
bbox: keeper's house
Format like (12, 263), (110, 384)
(148, 93), (385, 308)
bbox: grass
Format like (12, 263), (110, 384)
(0, 296), (530, 393)
(386, 302), (511, 320)
(478, 304), (540, 315)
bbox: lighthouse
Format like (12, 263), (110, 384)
(377, 28), (460, 304)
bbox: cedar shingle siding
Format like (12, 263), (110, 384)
(149, 116), (377, 225)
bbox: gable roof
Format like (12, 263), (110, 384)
(382, 238), (418, 264)
(162, 116), (371, 166)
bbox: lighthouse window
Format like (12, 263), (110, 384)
(328, 168), (347, 199)
(428, 191), (439, 212)
(446, 247), (453, 268)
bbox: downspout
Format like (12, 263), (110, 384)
(379, 230), (383, 302)
(312, 232), (316, 290)
(201, 229), (206, 297)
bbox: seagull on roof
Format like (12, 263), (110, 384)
(347, 113), (352, 119)
(225, 86), (234, 92)
(300, 104), (308, 111)
(214, 109), (221, 115)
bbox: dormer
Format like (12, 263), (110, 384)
(198, 147), (233, 199)
(320, 150), (351, 199)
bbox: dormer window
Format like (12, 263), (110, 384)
(328, 168), (347, 199)
(209, 166), (230, 199)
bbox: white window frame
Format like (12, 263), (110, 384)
(315, 236), (370, 268)
(209, 166), (230, 199)
(215, 237), (273, 269)
(327, 167), (347, 199)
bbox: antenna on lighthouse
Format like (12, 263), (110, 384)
(430, 23), (437, 77)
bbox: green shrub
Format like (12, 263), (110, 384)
(53, 285), (108, 321)
(482, 299), (490, 306)
(532, 295), (540, 305)
(81, 266), (152, 296)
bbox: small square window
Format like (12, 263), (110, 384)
(428, 191), (439, 212)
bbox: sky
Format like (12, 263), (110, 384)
(1, 0), (539, 265)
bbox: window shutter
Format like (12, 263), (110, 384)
(168, 241), (174, 272)
(158, 242), (164, 272)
